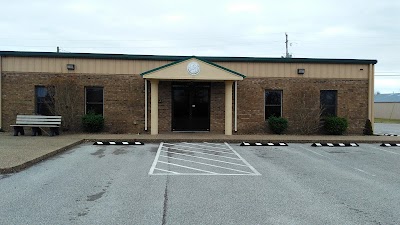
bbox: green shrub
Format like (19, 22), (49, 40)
(363, 119), (373, 135)
(268, 116), (288, 134)
(323, 116), (348, 135)
(82, 112), (104, 133)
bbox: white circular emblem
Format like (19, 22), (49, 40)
(187, 61), (200, 75)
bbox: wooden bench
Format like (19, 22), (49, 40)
(10, 115), (62, 136)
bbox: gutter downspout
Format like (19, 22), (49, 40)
(144, 79), (148, 131)
(234, 81), (237, 132)
(368, 64), (374, 131)
(0, 56), (2, 130)
(371, 64), (375, 128)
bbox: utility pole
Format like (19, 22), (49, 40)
(285, 33), (292, 58)
(285, 33), (289, 58)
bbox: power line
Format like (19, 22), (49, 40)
(0, 42), (287, 49)
(0, 33), (286, 42)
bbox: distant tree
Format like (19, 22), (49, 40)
(46, 76), (80, 131)
(295, 90), (325, 134)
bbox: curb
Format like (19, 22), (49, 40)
(311, 142), (359, 147)
(94, 141), (144, 145)
(0, 140), (85, 174)
(1, 137), (399, 174)
(85, 138), (399, 144)
(240, 142), (288, 146)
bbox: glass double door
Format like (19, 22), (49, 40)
(172, 82), (210, 131)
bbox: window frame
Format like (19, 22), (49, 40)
(85, 86), (104, 116)
(320, 90), (338, 117)
(264, 90), (283, 120)
(35, 85), (55, 115)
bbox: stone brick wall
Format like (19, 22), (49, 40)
(158, 81), (172, 132)
(1, 72), (369, 135)
(236, 78), (369, 134)
(1, 72), (146, 134)
(210, 82), (225, 133)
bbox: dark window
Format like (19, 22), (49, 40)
(35, 86), (54, 115)
(320, 90), (337, 116)
(85, 87), (104, 115)
(265, 90), (282, 120)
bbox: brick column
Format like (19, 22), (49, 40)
(150, 79), (159, 135)
(225, 81), (233, 135)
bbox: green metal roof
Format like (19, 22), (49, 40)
(0, 50), (378, 64)
(374, 93), (400, 103)
(140, 56), (246, 78)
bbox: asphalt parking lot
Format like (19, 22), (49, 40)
(374, 122), (400, 135)
(1, 142), (400, 224)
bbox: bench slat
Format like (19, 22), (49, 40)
(16, 117), (61, 120)
(16, 118), (61, 121)
(15, 122), (61, 125)
(10, 125), (59, 127)
(16, 115), (62, 119)
(16, 119), (61, 123)
(11, 115), (62, 127)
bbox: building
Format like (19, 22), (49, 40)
(374, 93), (400, 120)
(0, 51), (377, 135)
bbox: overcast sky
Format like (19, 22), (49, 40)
(1, 0), (399, 93)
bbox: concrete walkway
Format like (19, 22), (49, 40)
(1, 131), (399, 174)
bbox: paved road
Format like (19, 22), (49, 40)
(374, 122), (400, 135)
(1, 142), (400, 224)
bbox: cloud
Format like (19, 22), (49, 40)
(0, 0), (398, 87)
(318, 27), (356, 37)
(164, 14), (185, 22)
(375, 77), (400, 94)
(227, 2), (261, 13)
(65, 2), (100, 14)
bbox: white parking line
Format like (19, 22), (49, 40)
(161, 146), (242, 160)
(297, 145), (329, 158)
(154, 168), (179, 174)
(165, 143), (235, 154)
(225, 142), (261, 175)
(149, 142), (164, 175)
(203, 142), (229, 147)
(354, 168), (376, 177)
(295, 145), (376, 177)
(149, 142), (260, 176)
(158, 161), (218, 174)
(159, 150), (248, 167)
(367, 145), (400, 155)
(183, 142), (231, 150)
(151, 173), (261, 176)
(159, 155), (254, 174)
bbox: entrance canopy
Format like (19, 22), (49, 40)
(140, 56), (245, 81)
(141, 56), (246, 135)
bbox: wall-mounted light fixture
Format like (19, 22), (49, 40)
(67, 64), (75, 70)
(297, 68), (305, 75)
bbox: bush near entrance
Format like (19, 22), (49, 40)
(82, 112), (104, 133)
(268, 116), (288, 134)
(363, 119), (373, 135)
(324, 116), (348, 135)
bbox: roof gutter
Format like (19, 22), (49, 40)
(0, 51), (378, 65)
